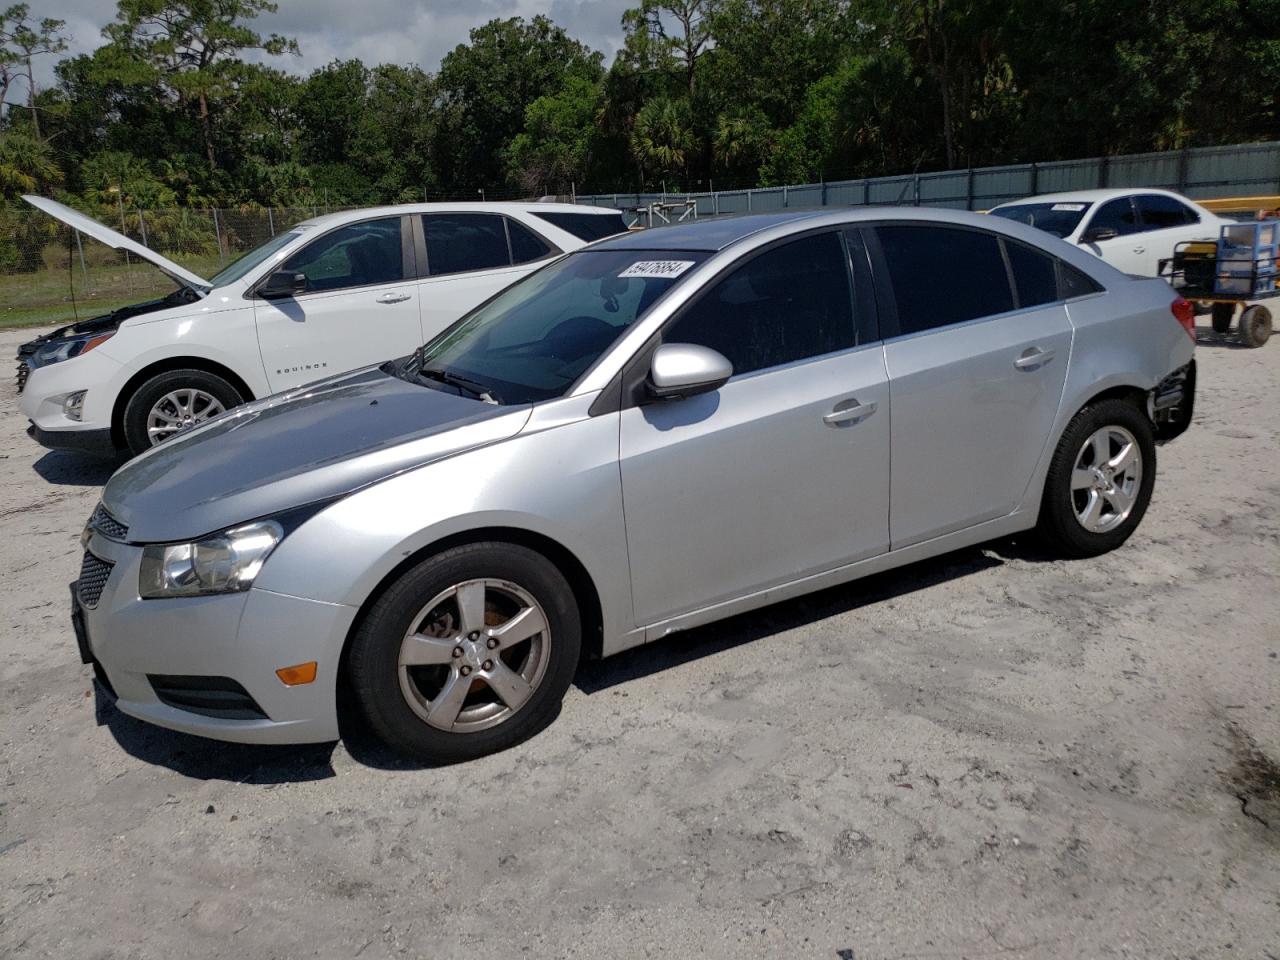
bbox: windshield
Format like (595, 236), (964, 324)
(413, 249), (709, 405)
(990, 202), (1092, 238)
(207, 229), (303, 288)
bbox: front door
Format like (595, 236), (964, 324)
(253, 216), (422, 392)
(618, 231), (891, 626)
(871, 224), (1073, 548)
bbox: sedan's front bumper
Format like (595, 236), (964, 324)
(77, 532), (356, 745)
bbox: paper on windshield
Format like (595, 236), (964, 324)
(1051, 203), (1087, 211)
(619, 260), (696, 279)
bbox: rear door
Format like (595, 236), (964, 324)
(870, 223), (1073, 548)
(253, 215), (420, 392)
(417, 213), (559, 341)
(618, 230), (890, 625)
(1133, 193), (1210, 276)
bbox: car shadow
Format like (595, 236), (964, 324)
(93, 533), (1051, 780)
(1195, 326), (1253, 350)
(96, 691), (339, 783)
(32, 449), (123, 486)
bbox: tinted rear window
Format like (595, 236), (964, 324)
(533, 211), (629, 242)
(876, 225), (1014, 334)
(424, 213), (510, 275)
(1003, 239), (1059, 308)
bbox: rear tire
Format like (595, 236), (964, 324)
(348, 542), (581, 764)
(121, 368), (244, 456)
(1036, 399), (1156, 558)
(1237, 304), (1272, 348)
(1210, 302), (1234, 334)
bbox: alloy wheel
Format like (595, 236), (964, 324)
(397, 578), (551, 733)
(1070, 425), (1142, 533)
(146, 388), (226, 445)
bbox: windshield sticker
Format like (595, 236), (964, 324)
(1051, 203), (1087, 211)
(619, 260), (696, 279)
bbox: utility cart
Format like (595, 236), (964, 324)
(1160, 221), (1277, 348)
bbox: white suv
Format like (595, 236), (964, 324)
(17, 197), (626, 456)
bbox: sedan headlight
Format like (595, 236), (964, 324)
(30, 331), (114, 369)
(139, 520), (283, 599)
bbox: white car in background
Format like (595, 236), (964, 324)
(990, 188), (1229, 277)
(16, 197), (627, 456)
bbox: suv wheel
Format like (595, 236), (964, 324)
(121, 368), (244, 455)
(1037, 399), (1156, 558)
(348, 542), (581, 764)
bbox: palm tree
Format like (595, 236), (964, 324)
(630, 96), (695, 186)
(0, 130), (61, 199)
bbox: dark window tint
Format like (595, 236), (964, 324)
(876, 225), (1014, 334)
(424, 214), (510, 275)
(532, 211), (628, 242)
(506, 218), (555, 264)
(1003, 239), (1059, 308)
(663, 232), (856, 376)
(280, 218), (404, 292)
(1087, 198), (1140, 237)
(1137, 194), (1198, 228)
(1058, 261), (1104, 298)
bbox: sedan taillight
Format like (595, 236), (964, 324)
(1171, 295), (1196, 341)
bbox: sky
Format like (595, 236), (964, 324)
(34, 0), (634, 88)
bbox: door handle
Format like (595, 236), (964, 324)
(1132, 245), (1145, 254)
(1014, 347), (1055, 370)
(376, 292), (411, 304)
(823, 399), (877, 426)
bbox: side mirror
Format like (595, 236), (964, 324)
(1080, 226), (1118, 244)
(258, 270), (308, 299)
(645, 343), (732, 401)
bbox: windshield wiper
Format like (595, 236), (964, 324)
(417, 366), (500, 404)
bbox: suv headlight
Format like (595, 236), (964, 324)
(30, 332), (114, 369)
(139, 520), (283, 599)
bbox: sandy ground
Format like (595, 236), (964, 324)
(0, 324), (1277, 960)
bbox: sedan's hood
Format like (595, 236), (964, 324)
(23, 194), (211, 292)
(102, 366), (531, 542)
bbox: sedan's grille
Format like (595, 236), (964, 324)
(16, 358), (29, 393)
(77, 552), (113, 609)
(89, 503), (128, 541)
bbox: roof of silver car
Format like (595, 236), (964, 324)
(595, 211), (823, 251)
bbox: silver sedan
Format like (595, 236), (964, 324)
(74, 207), (1197, 762)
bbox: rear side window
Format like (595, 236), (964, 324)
(1088, 197), (1140, 237)
(1003, 239), (1059, 308)
(280, 218), (405, 292)
(506, 218), (556, 264)
(1058, 261), (1104, 298)
(663, 232), (856, 377)
(424, 214), (510, 275)
(1136, 194), (1199, 228)
(532, 211), (629, 242)
(875, 225), (1014, 334)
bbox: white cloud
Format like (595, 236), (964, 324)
(33, 0), (631, 89)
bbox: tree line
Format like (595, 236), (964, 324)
(3, 0), (1279, 214)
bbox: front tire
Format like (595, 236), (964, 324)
(121, 368), (244, 456)
(1036, 399), (1157, 558)
(348, 542), (581, 764)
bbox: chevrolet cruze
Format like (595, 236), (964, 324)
(73, 208), (1196, 763)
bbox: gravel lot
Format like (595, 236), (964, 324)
(1, 324), (1277, 959)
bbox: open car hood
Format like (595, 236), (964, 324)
(23, 194), (211, 292)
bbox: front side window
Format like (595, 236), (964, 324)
(1087, 197), (1141, 237)
(662, 232), (857, 377)
(210, 229), (304, 288)
(424, 213), (510, 275)
(279, 218), (404, 292)
(875, 225), (1014, 334)
(415, 249), (708, 404)
(1137, 194), (1198, 228)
